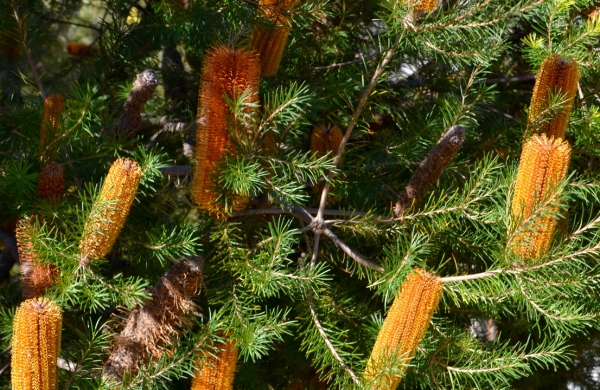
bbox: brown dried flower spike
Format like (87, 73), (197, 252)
(511, 134), (571, 259)
(79, 158), (142, 260)
(191, 46), (260, 213)
(37, 163), (64, 201)
(39, 94), (64, 165)
(363, 268), (443, 389)
(11, 298), (62, 390)
(252, 0), (294, 77)
(16, 218), (58, 299)
(191, 339), (238, 390)
(527, 55), (580, 139)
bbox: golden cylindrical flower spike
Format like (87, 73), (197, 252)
(39, 94), (64, 165)
(79, 158), (142, 261)
(252, 0), (294, 77)
(191, 339), (238, 390)
(191, 46), (260, 213)
(406, 0), (437, 12)
(527, 55), (580, 140)
(11, 298), (62, 390)
(16, 218), (58, 299)
(511, 134), (571, 259)
(364, 268), (443, 389)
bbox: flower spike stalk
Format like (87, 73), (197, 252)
(191, 46), (260, 214)
(191, 339), (238, 390)
(511, 134), (571, 259)
(11, 298), (62, 390)
(363, 268), (443, 389)
(79, 158), (142, 262)
(39, 94), (64, 165)
(527, 54), (580, 139)
(252, 0), (294, 77)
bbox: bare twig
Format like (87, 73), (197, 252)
(322, 228), (385, 272)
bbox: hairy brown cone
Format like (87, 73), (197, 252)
(113, 69), (160, 137)
(16, 218), (58, 299)
(191, 338), (238, 390)
(103, 256), (204, 381)
(394, 125), (465, 216)
(191, 46), (260, 214)
(252, 0), (294, 77)
(37, 163), (64, 201)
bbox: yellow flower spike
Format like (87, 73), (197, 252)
(16, 218), (58, 299)
(364, 268), (443, 389)
(79, 158), (142, 261)
(191, 339), (238, 390)
(511, 134), (571, 259)
(410, 0), (438, 12)
(39, 94), (64, 165)
(11, 298), (62, 390)
(191, 46), (260, 214)
(252, 0), (294, 77)
(527, 54), (580, 139)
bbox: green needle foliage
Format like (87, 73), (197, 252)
(2, 0), (600, 389)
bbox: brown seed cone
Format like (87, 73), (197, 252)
(511, 134), (571, 259)
(527, 55), (580, 140)
(16, 218), (58, 299)
(103, 257), (204, 381)
(252, 0), (293, 77)
(79, 158), (142, 260)
(37, 163), (64, 201)
(113, 69), (160, 137)
(39, 94), (64, 165)
(394, 125), (465, 216)
(363, 268), (443, 389)
(191, 46), (260, 214)
(11, 297), (62, 390)
(191, 339), (238, 390)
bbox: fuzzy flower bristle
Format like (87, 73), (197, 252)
(252, 0), (294, 77)
(39, 94), (64, 164)
(11, 297), (62, 390)
(191, 339), (238, 390)
(363, 268), (442, 389)
(37, 163), (64, 201)
(16, 218), (58, 299)
(79, 158), (142, 261)
(511, 134), (571, 259)
(527, 55), (580, 140)
(191, 46), (260, 213)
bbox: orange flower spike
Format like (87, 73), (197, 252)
(191, 339), (238, 390)
(11, 298), (62, 390)
(79, 158), (142, 261)
(411, 0), (437, 12)
(527, 55), (580, 139)
(511, 134), (571, 259)
(252, 0), (294, 77)
(364, 268), (443, 389)
(37, 163), (64, 201)
(39, 94), (64, 164)
(310, 124), (343, 160)
(192, 46), (260, 213)
(16, 218), (58, 299)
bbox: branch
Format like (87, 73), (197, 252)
(322, 228), (385, 273)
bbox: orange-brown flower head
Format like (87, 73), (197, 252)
(11, 297), (62, 390)
(40, 94), (64, 165)
(363, 268), (443, 389)
(192, 339), (238, 390)
(37, 163), (64, 201)
(310, 124), (343, 160)
(511, 134), (571, 259)
(527, 55), (580, 139)
(191, 46), (260, 214)
(252, 0), (294, 77)
(16, 218), (58, 299)
(79, 158), (142, 260)
(66, 42), (92, 57)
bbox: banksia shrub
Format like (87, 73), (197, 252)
(191, 46), (260, 213)
(11, 298), (62, 390)
(252, 0), (294, 77)
(511, 134), (572, 259)
(16, 218), (57, 299)
(39, 94), (64, 165)
(191, 338), (238, 390)
(113, 69), (160, 137)
(527, 54), (580, 139)
(363, 268), (443, 389)
(394, 125), (465, 216)
(37, 163), (64, 201)
(103, 257), (204, 381)
(79, 158), (142, 261)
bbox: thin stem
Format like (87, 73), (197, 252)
(322, 228), (385, 273)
